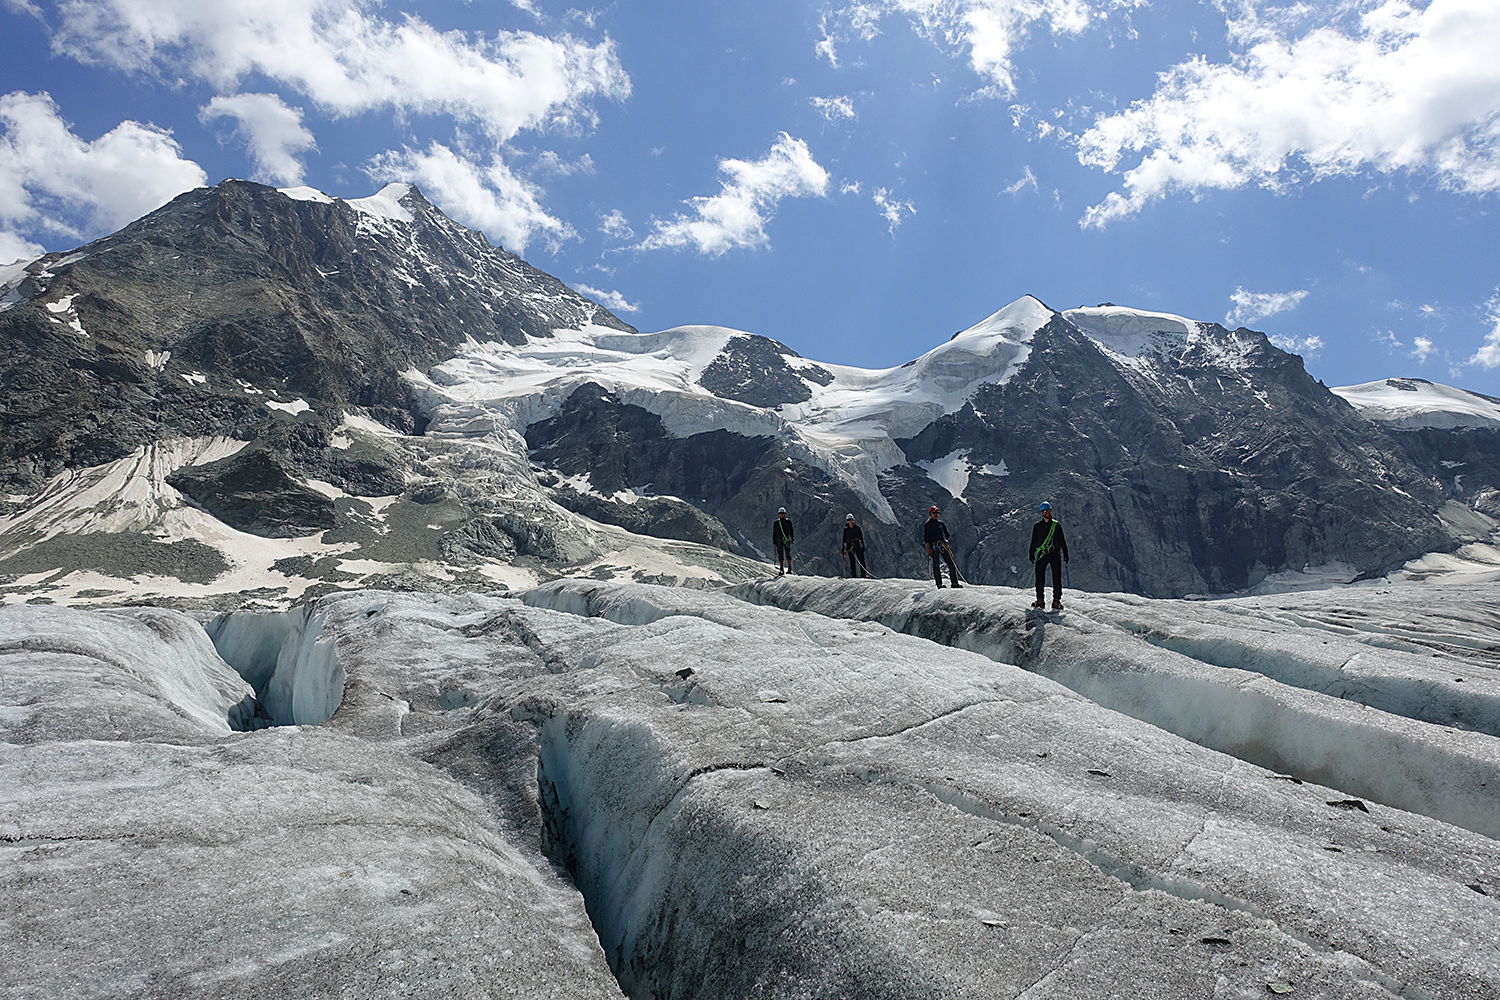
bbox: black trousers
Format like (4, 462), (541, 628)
(929, 545), (958, 586)
(1035, 552), (1063, 601)
(844, 546), (868, 577)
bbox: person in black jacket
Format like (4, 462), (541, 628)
(842, 513), (870, 578)
(772, 508), (795, 575)
(922, 505), (961, 588)
(1028, 501), (1069, 609)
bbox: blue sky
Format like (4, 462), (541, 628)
(3, 0), (1499, 392)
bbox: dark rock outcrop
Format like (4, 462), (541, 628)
(167, 449), (337, 537)
(697, 335), (832, 408)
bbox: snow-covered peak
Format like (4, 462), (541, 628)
(347, 183), (416, 223)
(1062, 304), (1202, 358)
(278, 186), (335, 205)
(1332, 378), (1500, 430)
(277, 182), (416, 223)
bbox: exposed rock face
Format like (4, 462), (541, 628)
(0, 180), (634, 494)
(697, 334), (833, 407)
(166, 448), (337, 537)
(894, 315), (1450, 595)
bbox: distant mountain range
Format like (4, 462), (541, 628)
(2, 180), (1497, 607)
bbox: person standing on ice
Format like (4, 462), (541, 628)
(773, 508), (795, 575)
(842, 513), (870, 578)
(923, 506), (961, 589)
(1029, 501), (1069, 610)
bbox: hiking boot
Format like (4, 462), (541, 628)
(1052, 600), (1063, 610)
(1031, 600), (1044, 608)
(952, 582), (962, 588)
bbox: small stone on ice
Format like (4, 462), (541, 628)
(753, 800), (771, 810)
(1267, 982), (1295, 994)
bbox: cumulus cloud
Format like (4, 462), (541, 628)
(573, 282), (640, 313)
(1268, 333), (1324, 356)
(1078, 0), (1500, 227)
(1411, 336), (1435, 363)
(818, 1), (1140, 94)
(872, 186), (916, 231)
(0, 230), (45, 264)
(1469, 291), (1500, 369)
(1225, 286), (1309, 327)
(639, 133), (830, 255)
(0, 91), (206, 253)
(49, 0), (630, 142)
(199, 93), (315, 186)
(366, 142), (572, 253)
(599, 209), (633, 239)
(810, 95), (857, 121)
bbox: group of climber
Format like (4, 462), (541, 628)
(770, 500), (1069, 608)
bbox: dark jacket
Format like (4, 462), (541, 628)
(842, 524), (864, 551)
(773, 516), (794, 547)
(922, 517), (949, 548)
(1029, 519), (1069, 562)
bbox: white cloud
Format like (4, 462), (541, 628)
(199, 93), (315, 186)
(0, 230), (44, 264)
(1268, 333), (1324, 356)
(573, 282), (639, 313)
(1411, 336), (1435, 363)
(50, 0), (630, 143)
(639, 133), (830, 255)
(599, 209), (632, 239)
(5, 0), (43, 18)
(871, 186), (916, 231)
(534, 150), (595, 176)
(1468, 291), (1500, 369)
(0, 90), (206, 249)
(366, 142), (572, 254)
(1225, 286), (1309, 327)
(1078, 0), (1500, 227)
(819, 1), (1139, 94)
(810, 95), (857, 121)
(840, 180), (863, 195)
(1003, 164), (1038, 194)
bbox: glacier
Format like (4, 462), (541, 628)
(3, 577), (1497, 999)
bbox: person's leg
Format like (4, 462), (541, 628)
(1034, 559), (1046, 605)
(1050, 554), (1063, 605)
(944, 548), (960, 587)
(930, 549), (943, 587)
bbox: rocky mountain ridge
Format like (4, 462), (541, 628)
(1, 180), (1496, 606)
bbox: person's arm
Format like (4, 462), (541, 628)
(1060, 524), (1069, 561)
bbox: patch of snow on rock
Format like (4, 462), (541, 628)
(348, 183), (416, 223)
(278, 186), (336, 204)
(916, 449), (971, 497)
(266, 398), (311, 415)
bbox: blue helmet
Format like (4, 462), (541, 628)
(1038, 501), (1051, 511)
